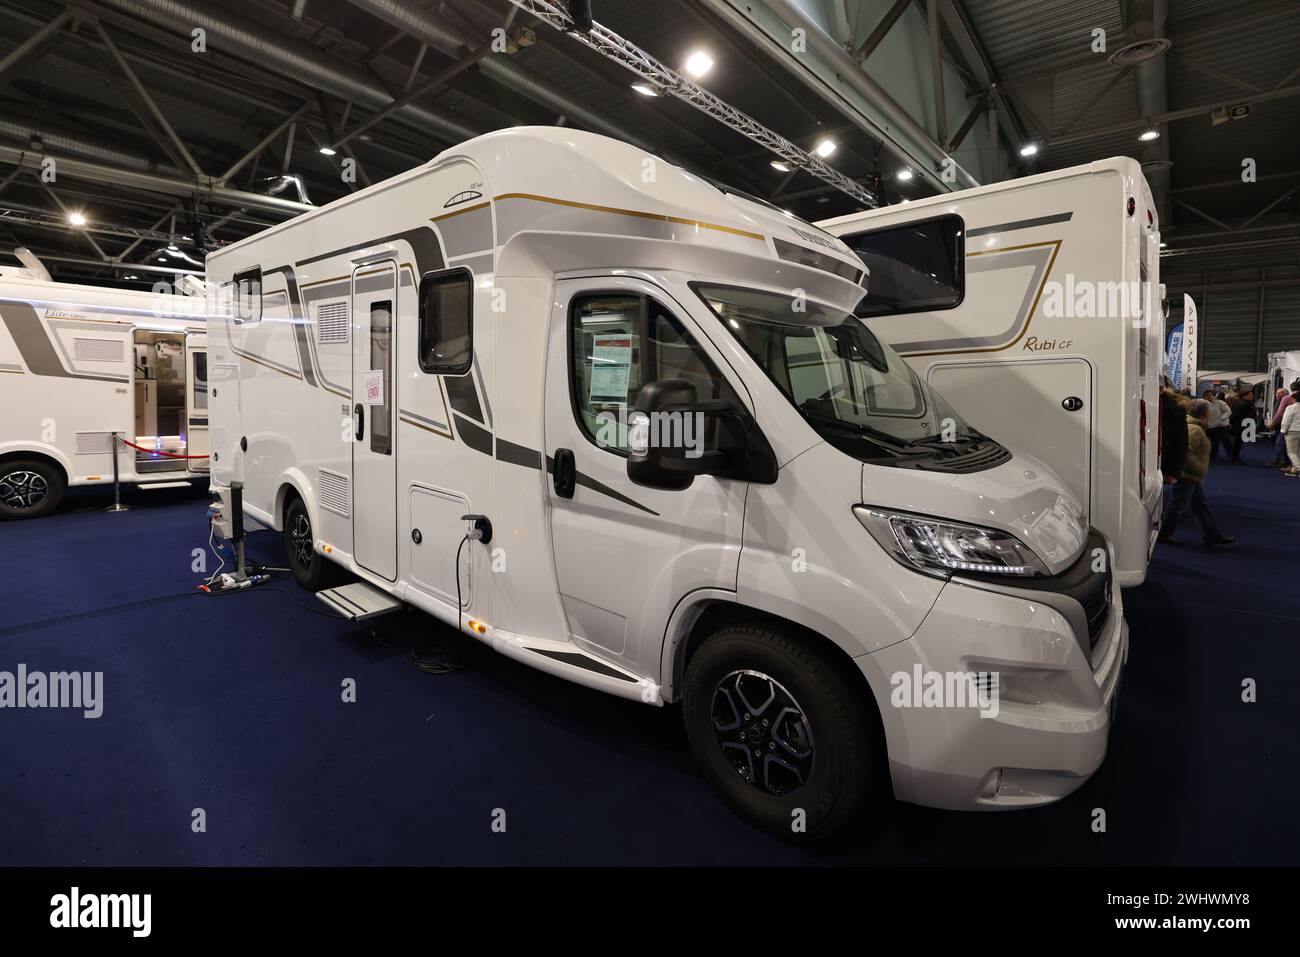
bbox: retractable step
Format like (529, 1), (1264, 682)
(137, 481), (192, 490)
(316, 582), (403, 621)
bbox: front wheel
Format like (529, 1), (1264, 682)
(284, 496), (340, 591)
(0, 459), (65, 520)
(682, 625), (883, 841)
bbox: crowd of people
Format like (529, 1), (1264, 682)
(1156, 377), (1300, 548)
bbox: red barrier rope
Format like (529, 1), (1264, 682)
(116, 436), (210, 460)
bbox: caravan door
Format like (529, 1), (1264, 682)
(184, 333), (209, 473)
(543, 277), (749, 677)
(351, 259), (398, 581)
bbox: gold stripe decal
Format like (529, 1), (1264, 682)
(431, 201), (491, 223)
(491, 192), (765, 242)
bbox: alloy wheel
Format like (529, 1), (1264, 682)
(711, 669), (815, 796)
(0, 470), (49, 510)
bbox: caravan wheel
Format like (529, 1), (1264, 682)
(682, 624), (882, 841)
(284, 496), (340, 591)
(0, 459), (65, 520)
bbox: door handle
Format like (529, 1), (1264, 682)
(1062, 396), (1084, 412)
(354, 403), (365, 441)
(553, 447), (576, 498)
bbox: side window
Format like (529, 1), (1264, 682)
(192, 351), (208, 412)
(233, 267), (262, 323)
(418, 269), (472, 374)
(843, 214), (964, 317)
(569, 293), (736, 454)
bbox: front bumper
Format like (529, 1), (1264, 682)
(857, 572), (1127, 810)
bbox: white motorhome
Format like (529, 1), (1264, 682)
(1265, 350), (1300, 424)
(206, 127), (1126, 838)
(819, 158), (1163, 586)
(0, 262), (210, 519)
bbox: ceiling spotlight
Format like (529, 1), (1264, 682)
(814, 138), (837, 158)
(1139, 128), (1160, 142)
(67, 211), (87, 226)
(1019, 143), (1039, 157)
(1159, 241), (1167, 248)
(631, 83), (659, 97)
(684, 50), (714, 78)
(126, 274), (138, 279)
(318, 145), (337, 156)
(896, 169), (914, 181)
(770, 160), (790, 172)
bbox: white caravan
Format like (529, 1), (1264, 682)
(206, 127), (1126, 838)
(1265, 351), (1300, 424)
(819, 158), (1163, 587)
(0, 264), (210, 519)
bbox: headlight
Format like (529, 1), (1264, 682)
(853, 506), (1049, 579)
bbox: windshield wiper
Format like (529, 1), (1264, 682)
(798, 408), (929, 453)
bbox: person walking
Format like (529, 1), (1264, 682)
(1159, 398), (1235, 547)
(1160, 385), (1189, 483)
(1202, 389), (1232, 460)
(1281, 388), (1300, 477)
(1267, 383), (1298, 467)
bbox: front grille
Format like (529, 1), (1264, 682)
(983, 528), (1113, 657)
(1081, 561), (1113, 648)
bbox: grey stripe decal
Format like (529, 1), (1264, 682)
(891, 246), (1054, 354)
(529, 648), (635, 682)
(399, 407), (451, 434)
(267, 265), (316, 388)
(545, 454), (659, 517)
(966, 212), (1072, 238)
(472, 356), (492, 426)
(448, 253), (493, 276)
(296, 226), (444, 276)
(433, 207), (493, 258)
(495, 438), (541, 469)
(453, 413), (493, 456)
(0, 301), (126, 382)
(444, 372), (483, 423)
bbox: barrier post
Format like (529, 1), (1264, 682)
(104, 432), (132, 512)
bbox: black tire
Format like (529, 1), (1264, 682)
(283, 495), (341, 591)
(0, 458), (66, 520)
(682, 624), (883, 841)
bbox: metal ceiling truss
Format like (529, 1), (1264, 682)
(501, 0), (879, 207)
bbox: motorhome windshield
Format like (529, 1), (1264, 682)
(692, 284), (981, 453)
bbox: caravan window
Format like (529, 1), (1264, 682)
(842, 215), (964, 317)
(418, 269), (472, 374)
(233, 268), (262, 323)
(569, 293), (738, 454)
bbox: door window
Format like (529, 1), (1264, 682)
(569, 293), (736, 454)
(370, 300), (392, 455)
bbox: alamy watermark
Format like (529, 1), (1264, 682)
(0, 665), (103, 718)
(890, 666), (1000, 719)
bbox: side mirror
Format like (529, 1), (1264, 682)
(626, 378), (778, 490)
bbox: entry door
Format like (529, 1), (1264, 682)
(928, 357), (1093, 515)
(351, 260), (398, 580)
(184, 334), (209, 473)
(543, 277), (749, 675)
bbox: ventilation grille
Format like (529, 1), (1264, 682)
(75, 431), (114, 455)
(318, 468), (350, 517)
(73, 338), (124, 362)
(316, 301), (349, 344)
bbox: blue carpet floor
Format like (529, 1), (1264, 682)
(1, 444), (1297, 866)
